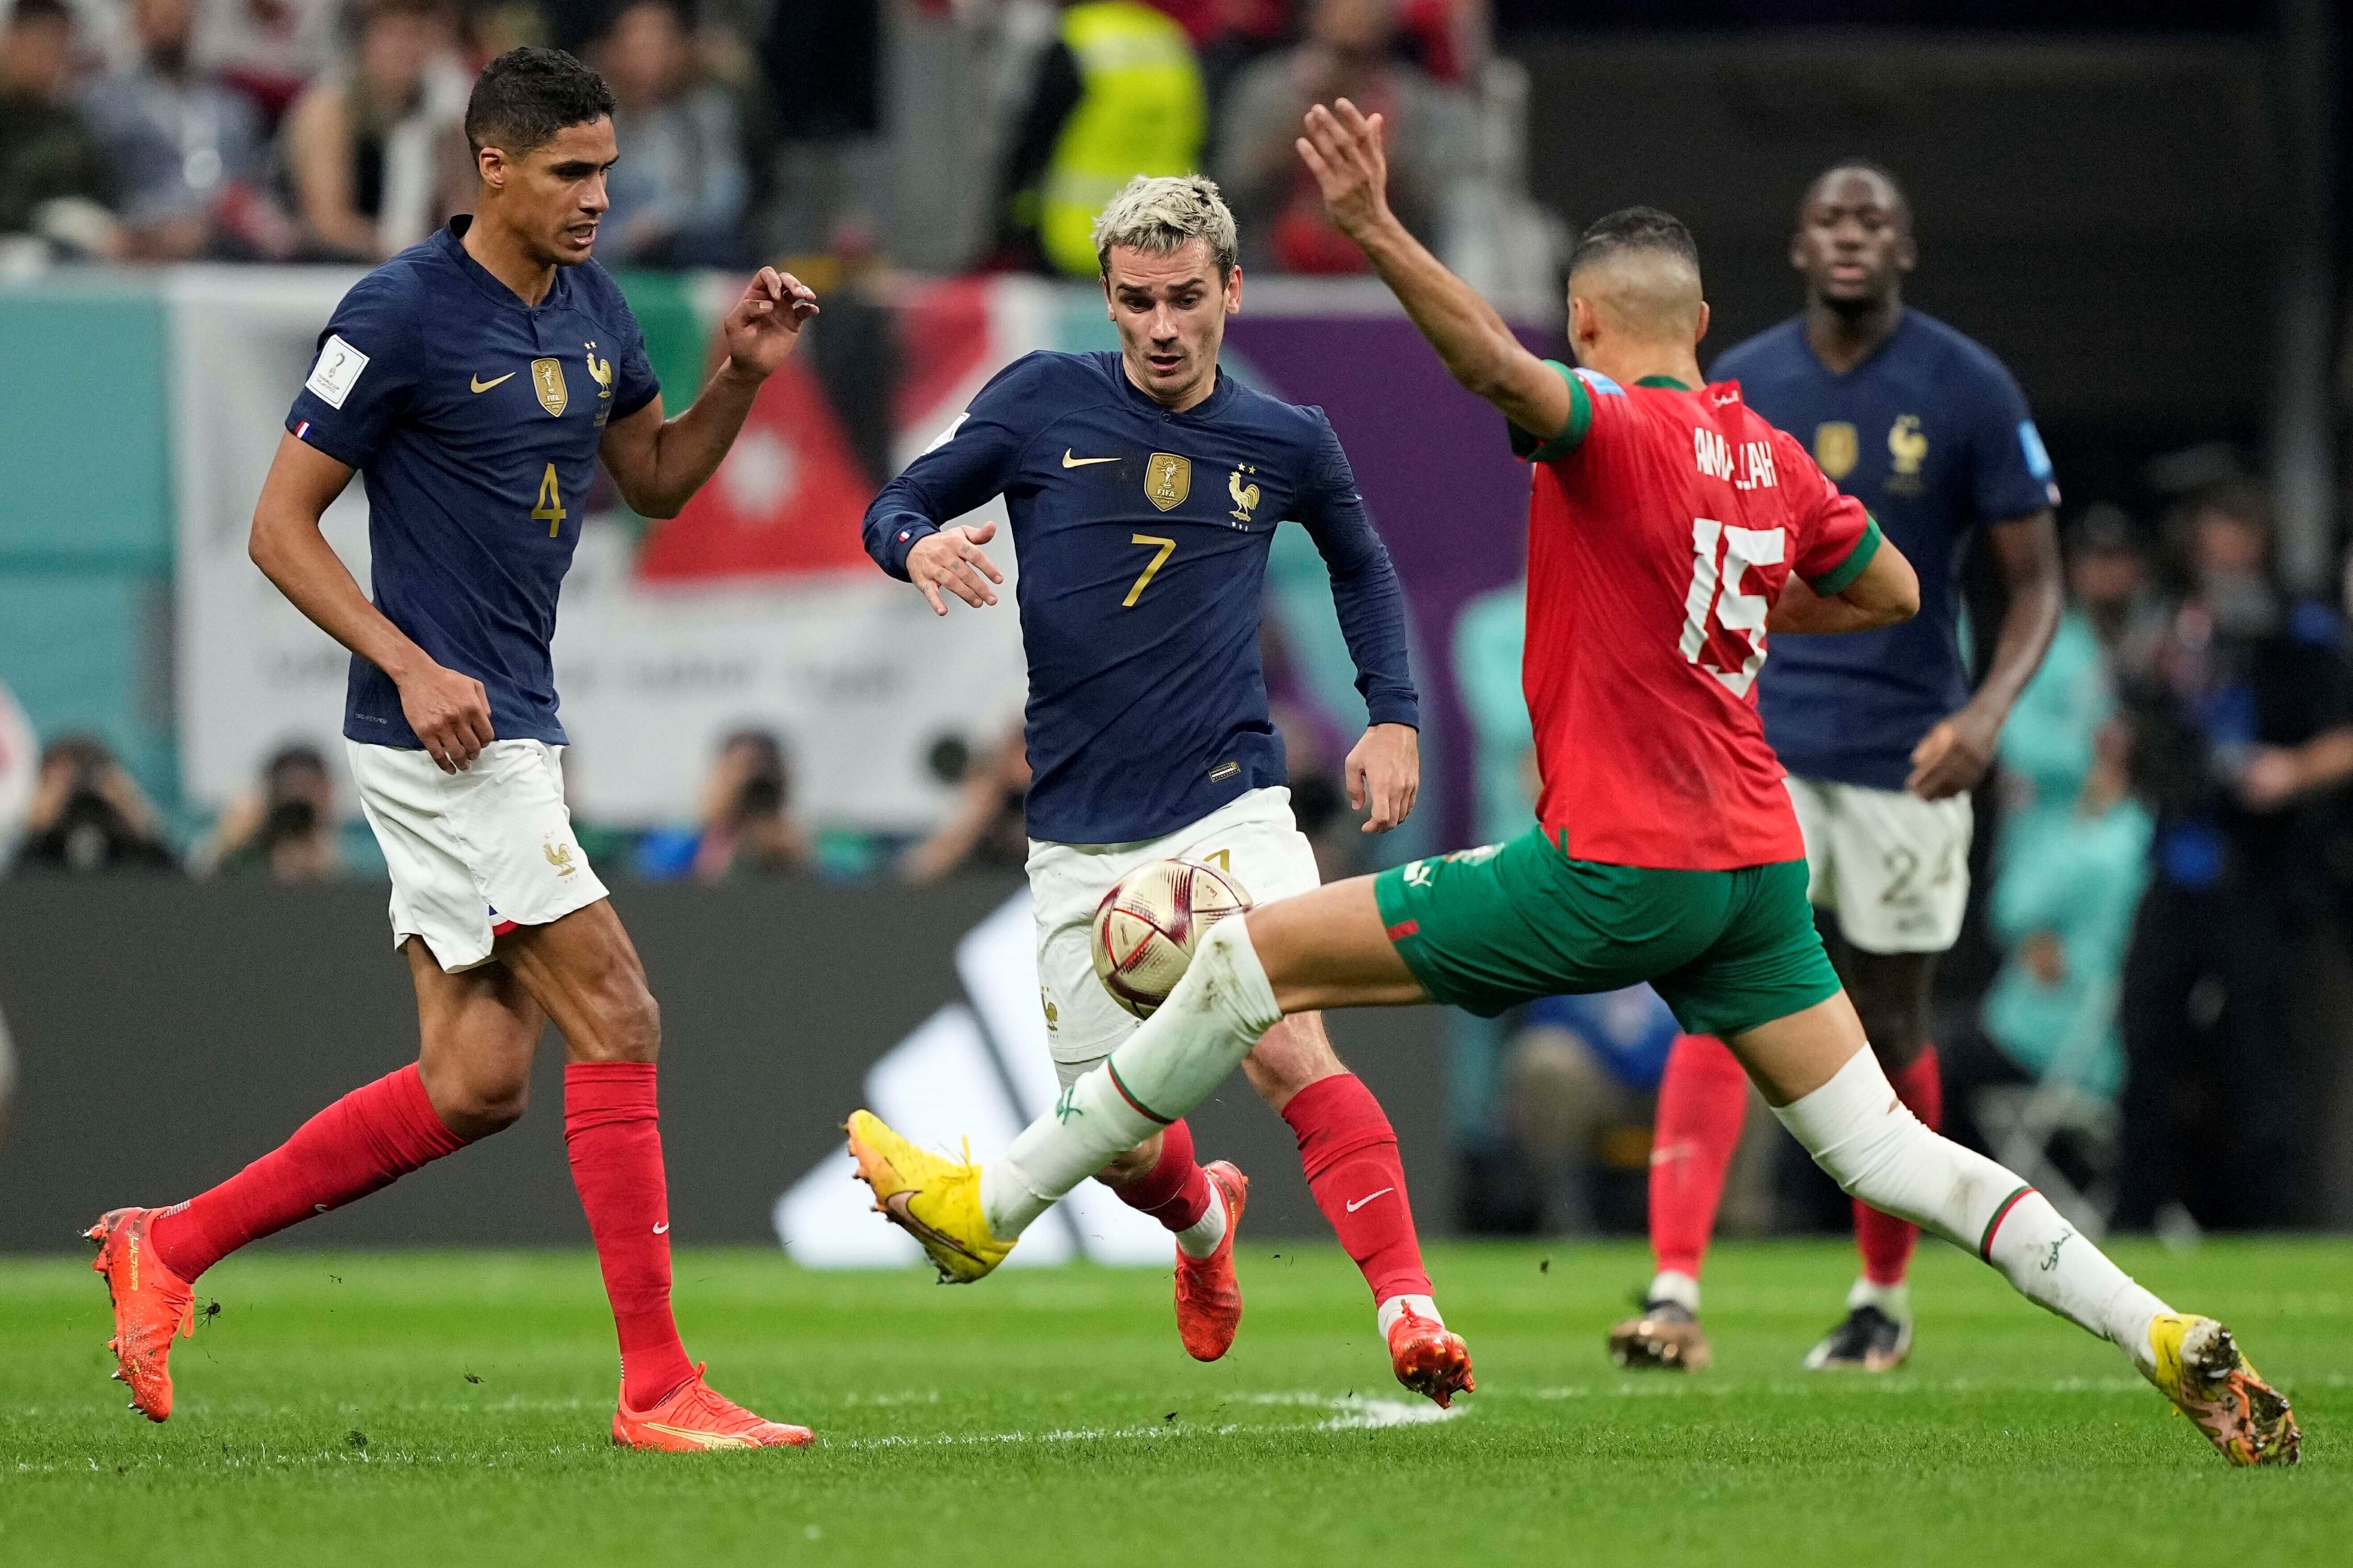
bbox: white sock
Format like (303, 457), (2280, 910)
(1174, 1184), (1227, 1261)
(1647, 1269), (1700, 1314)
(980, 920), (1281, 1241)
(1773, 1047), (2169, 1366)
(1847, 1276), (1911, 1323)
(1377, 1294), (1443, 1339)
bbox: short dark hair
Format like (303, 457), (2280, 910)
(464, 47), (616, 158)
(1802, 160), (1912, 229)
(6, 0), (74, 28)
(1568, 206), (1701, 278)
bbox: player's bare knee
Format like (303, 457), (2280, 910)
(422, 1065), (530, 1140)
(1242, 1014), (1343, 1109)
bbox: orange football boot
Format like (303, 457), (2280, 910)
(1387, 1304), (1475, 1410)
(1173, 1161), (1249, 1361)
(612, 1364), (815, 1451)
(87, 1207), (196, 1422)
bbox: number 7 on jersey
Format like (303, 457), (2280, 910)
(1123, 533), (1176, 607)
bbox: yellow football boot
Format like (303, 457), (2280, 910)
(2144, 1312), (2299, 1466)
(844, 1111), (1014, 1284)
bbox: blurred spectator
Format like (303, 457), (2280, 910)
(2114, 483), (2353, 1229)
(992, 0), (1205, 276)
(0, 0), (119, 257)
(80, 0), (296, 260)
(10, 734), (178, 875)
(636, 729), (813, 881)
(1215, 0), (1467, 273)
(194, 742), (341, 880)
(0, 675), (36, 865)
(191, 0), (338, 121)
(281, 0), (469, 261)
(898, 725), (1031, 883)
(1508, 985), (1676, 1233)
(596, 0), (747, 267)
(756, 0), (882, 256)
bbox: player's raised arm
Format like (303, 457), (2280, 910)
(248, 433), (493, 774)
(597, 267), (817, 519)
(1297, 99), (1570, 445)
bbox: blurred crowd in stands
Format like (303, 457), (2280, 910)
(1, 0), (1527, 278)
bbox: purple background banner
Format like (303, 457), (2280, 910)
(1226, 313), (1548, 849)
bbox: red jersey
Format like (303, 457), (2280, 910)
(1514, 364), (1877, 870)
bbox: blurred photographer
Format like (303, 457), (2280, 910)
(10, 733), (178, 875)
(195, 742), (342, 881)
(636, 728), (813, 882)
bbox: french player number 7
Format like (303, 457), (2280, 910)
(1677, 517), (1785, 697)
(1123, 533), (1176, 607)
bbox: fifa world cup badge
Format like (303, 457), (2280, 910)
(1813, 421), (1858, 480)
(531, 358), (569, 417)
(1145, 452), (1191, 512)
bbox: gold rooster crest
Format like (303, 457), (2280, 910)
(544, 839), (577, 876)
(1888, 415), (1928, 476)
(586, 347), (614, 399)
(1228, 468), (1261, 522)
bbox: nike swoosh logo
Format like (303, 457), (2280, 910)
(471, 372), (516, 394)
(1061, 450), (1118, 468)
(1344, 1187), (1395, 1213)
(652, 1221), (669, 1234)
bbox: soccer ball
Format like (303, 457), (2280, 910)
(1091, 857), (1253, 1019)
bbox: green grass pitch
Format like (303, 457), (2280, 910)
(1, 1238), (2339, 1565)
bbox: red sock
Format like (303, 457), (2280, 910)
(1110, 1117), (1213, 1232)
(1282, 1073), (1431, 1304)
(1648, 1034), (1749, 1281)
(564, 1062), (696, 1410)
(1855, 1044), (1943, 1286)
(147, 1065), (466, 1282)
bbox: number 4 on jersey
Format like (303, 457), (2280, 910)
(1677, 517), (1785, 697)
(532, 463), (566, 537)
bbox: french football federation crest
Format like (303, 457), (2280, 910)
(1888, 414), (1928, 494)
(1813, 421), (1858, 481)
(531, 358), (568, 417)
(585, 344), (614, 399)
(1145, 452), (1191, 511)
(1228, 466), (1261, 522)
(544, 837), (577, 876)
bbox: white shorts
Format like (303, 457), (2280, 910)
(1786, 775), (1973, 956)
(1028, 785), (1321, 1089)
(348, 739), (609, 972)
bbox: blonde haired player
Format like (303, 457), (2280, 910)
(844, 107), (2297, 1468)
(851, 174), (1472, 1404)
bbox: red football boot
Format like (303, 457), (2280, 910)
(1387, 1303), (1475, 1410)
(613, 1364), (815, 1451)
(1173, 1161), (1249, 1361)
(87, 1207), (196, 1422)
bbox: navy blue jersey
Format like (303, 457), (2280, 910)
(863, 350), (1417, 844)
(286, 218), (660, 750)
(1712, 310), (2058, 789)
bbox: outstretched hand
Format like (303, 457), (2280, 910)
(721, 267), (819, 381)
(1295, 98), (1393, 239)
(907, 522), (1006, 616)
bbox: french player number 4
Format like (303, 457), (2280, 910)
(1676, 517), (1785, 698)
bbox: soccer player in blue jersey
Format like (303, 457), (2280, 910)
(1616, 162), (2066, 1375)
(87, 48), (821, 1450)
(847, 175), (1472, 1404)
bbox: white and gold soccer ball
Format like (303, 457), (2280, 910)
(1090, 857), (1253, 1019)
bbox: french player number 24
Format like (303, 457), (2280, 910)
(1676, 517), (1785, 698)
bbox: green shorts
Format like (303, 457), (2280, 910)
(1373, 827), (1840, 1038)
